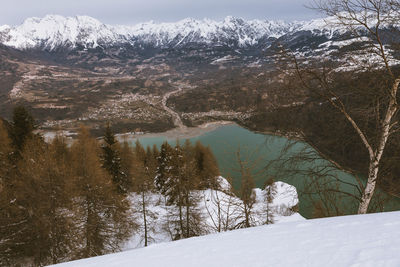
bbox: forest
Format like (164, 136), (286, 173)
(0, 106), (284, 266)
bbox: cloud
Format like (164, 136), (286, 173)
(0, 0), (319, 25)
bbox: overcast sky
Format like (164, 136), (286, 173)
(0, 0), (320, 26)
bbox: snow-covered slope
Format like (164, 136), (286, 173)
(1, 14), (399, 64)
(0, 15), (296, 50)
(0, 15), (125, 50)
(51, 211), (400, 267)
(124, 178), (303, 249)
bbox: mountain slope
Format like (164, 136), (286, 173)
(124, 179), (303, 249)
(2, 14), (398, 67)
(51, 211), (400, 267)
(0, 14), (399, 132)
(0, 15), (297, 50)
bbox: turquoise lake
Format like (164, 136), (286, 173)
(131, 124), (400, 218)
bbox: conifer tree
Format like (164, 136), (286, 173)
(134, 140), (146, 164)
(0, 120), (11, 185)
(133, 141), (157, 247)
(146, 146), (157, 172)
(194, 141), (220, 189)
(0, 120), (25, 265)
(181, 140), (203, 238)
(10, 105), (35, 153)
(101, 124), (129, 194)
(12, 135), (75, 265)
(159, 141), (204, 239)
(120, 140), (135, 192)
(152, 144), (160, 161)
(155, 142), (174, 193)
(236, 148), (256, 228)
(71, 126), (134, 259)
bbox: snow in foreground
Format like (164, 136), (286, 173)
(51, 211), (400, 267)
(123, 178), (303, 249)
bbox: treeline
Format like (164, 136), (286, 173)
(0, 106), (220, 266)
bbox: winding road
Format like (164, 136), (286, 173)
(162, 86), (187, 130)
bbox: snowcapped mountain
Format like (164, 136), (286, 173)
(0, 15), (300, 50)
(1, 14), (398, 58)
(0, 15), (126, 50)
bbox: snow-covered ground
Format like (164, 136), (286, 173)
(51, 211), (400, 267)
(124, 177), (303, 249)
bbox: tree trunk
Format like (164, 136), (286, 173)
(216, 193), (221, 232)
(358, 78), (399, 214)
(142, 191), (148, 247)
(178, 192), (184, 239)
(86, 202), (91, 258)
(185, 193), (190, 238)
(358, 160), (379, 214)
(244, 204), (250, 228)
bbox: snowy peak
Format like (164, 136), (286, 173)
(0, 15), (297, 50)
(0, 15), (124, 50)
(1, 14), (388, 52)
(118, 16), (296, 47)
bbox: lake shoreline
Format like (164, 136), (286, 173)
(115, 121), (236, 142)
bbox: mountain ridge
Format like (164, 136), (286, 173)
(0, 14), (327, 50)
(1, 13), (399, 133)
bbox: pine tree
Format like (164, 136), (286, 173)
(120, 140), (135, 192)
(10, 105), (35, 153)
(0, 120), (11, 186)
(71, 126), (134, 259)
(134, 141), (146, 164)
(158, 141), (204, 239)
(163, 141), (185, 205)
(0, 120), (25, 265)
(194, 141), (220, 189)
(146, 146), (158, 173)
(155, 142), (174, 193)
(181, 140), (203, 238)
(236, 148), (256, 228)
(12, 135), (75, 265)
(100, 124), (129, 194)
(133, 141), (157, 247)
(152, 144), (160, 161)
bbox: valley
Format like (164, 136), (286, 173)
(1, 14), (399, 137)
(0, 14), (400, 216)
(1, 3), (400, 266)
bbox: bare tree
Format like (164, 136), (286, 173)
(285, 0), (400, 214)
(232, 148), (257, 228)
(263, 179), (277, 224)
(203, 177), (241, 232)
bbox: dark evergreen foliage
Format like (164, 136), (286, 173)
(101, 124), (129, 194)
(155, 142), (174, 194)
(0, 107), (226, 265)
(10, 105), (35, 152)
